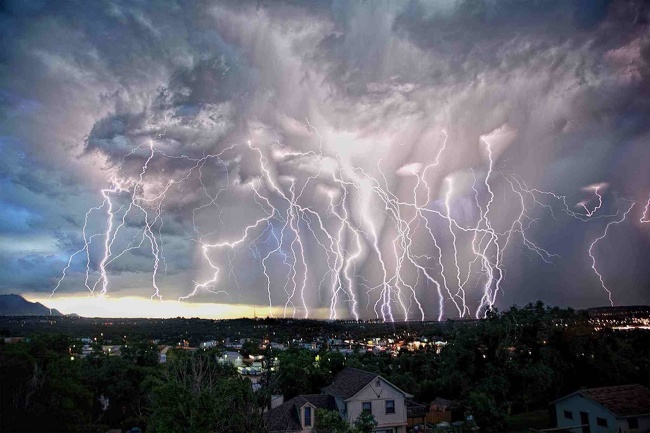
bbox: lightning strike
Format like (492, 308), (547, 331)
(52, 121), (645, 322)
(588, 202), (636, 306)
(641, 195), (650, 223)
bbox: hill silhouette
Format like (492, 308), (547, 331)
(0, 294), (62, 316)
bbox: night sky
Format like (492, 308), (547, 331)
(1, 0), (649, 320)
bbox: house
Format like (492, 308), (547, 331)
(199, 340), (217, 349)
(218, 351), (243, 366)
(271, 395), (285, 409)
(158, 346), (171, 363)
(102, 345), (121, 356)
(265, 394), (337, 432)
(426, 397), (463, 425)
(406, 400), (427, 428)
(81, 344), (93, 357)
(270, 342), (287, 351)
(552, 384), (650, 433)
(265, 367), (412, 433)
(3, 337), (27, 344)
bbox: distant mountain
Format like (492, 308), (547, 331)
(0, 294), (62, 316)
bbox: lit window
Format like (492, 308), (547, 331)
(564, 411), (573, 420)
(596, 417), (607, 427)
(386, 400), (395, 414)
(362, 402), (372, 414)
(304, 406), (312, 427)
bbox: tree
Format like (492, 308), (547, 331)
(467, 390), (507, 433)
(147, 350), (264, 433)
(0, 335), (97, 432)
(353, 412), (378, 433)
(315, 409), (351, 433)
(276, 348), (326, 399)
(314, 410), (377, 433)
(121, 340), (158, 367)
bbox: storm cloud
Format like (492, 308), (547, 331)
(1, 0), (649, 319)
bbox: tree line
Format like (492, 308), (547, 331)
(0, 302), (648, 432)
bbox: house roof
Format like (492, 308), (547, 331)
(293, 394), (338, 410)
(554, 384), (650, 417)
(322, 367), (413, 400)
(263, 394), (336, 432)
(431, 397), (455, 410)
(406, 399), (427, 418)
(321, 367), (379, 400)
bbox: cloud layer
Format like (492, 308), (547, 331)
(1, 0), (649, 319)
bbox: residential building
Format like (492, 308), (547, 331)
(159, 346), (171, 363)
(199, 340), (217, 349)
(270, 342), (287, 351)
(264, 367), (412, 433)
(218, 351), (243, 366)
(423, 397), (464, 425)
(265, 395), (336, 432)
(102, 345), (121, 356)
(81, 344), (92, 357)
(552, 384), (650, 433)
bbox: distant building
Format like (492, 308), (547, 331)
(552, 384), (650, 433)
(3, 337), (27, 344)
(424, 397), (463, 425)
(587, 306), (650, 320)
(298, 342), (319, 351)
(159, 346), (171, 363)
(587, 306), (650, 330)
(433, 341), (447, 354)
(102, 345), (120, 356)
(271, 395), (284, 409)
(199, 340), (217, 349)
(81, 344), (92, 357)
(218, 351), (243, 366)
(270, 342), (287, 351)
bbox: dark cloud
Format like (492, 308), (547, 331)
(0, 0), (649, 317)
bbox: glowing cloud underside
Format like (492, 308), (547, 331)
(50, 121), (647, 321)
(22, 3), (647, 321)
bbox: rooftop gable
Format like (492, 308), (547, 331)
(322, 367), (412, 400)
(554, 384), (650, 417)
(263, 394), (336, 432)
(322, 367), (379, 400)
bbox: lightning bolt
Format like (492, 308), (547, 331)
(52, 119), (646, 322)
(577, 183), (605, 217)
(641, 195), (650, 223)
(588, 201), (635, 305)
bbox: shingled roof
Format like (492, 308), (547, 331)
(264, 394), (336, 432)
(431, 397), (455, 410)
(321, 367), (379, 400)
(556, 384), (650, 417)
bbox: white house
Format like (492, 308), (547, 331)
(552, 384), (650, 433)
(322, 367), (412, 433)
(264, 367), (412, 433)
(199, 340), (217, 349)
(270, 342), (287, 351)
(218, 351), (243, 367)
(159, 346), (171, 363)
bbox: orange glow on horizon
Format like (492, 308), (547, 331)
(25, 294), (330, 319)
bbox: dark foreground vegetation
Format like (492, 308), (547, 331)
(1, 302), (648, 433)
